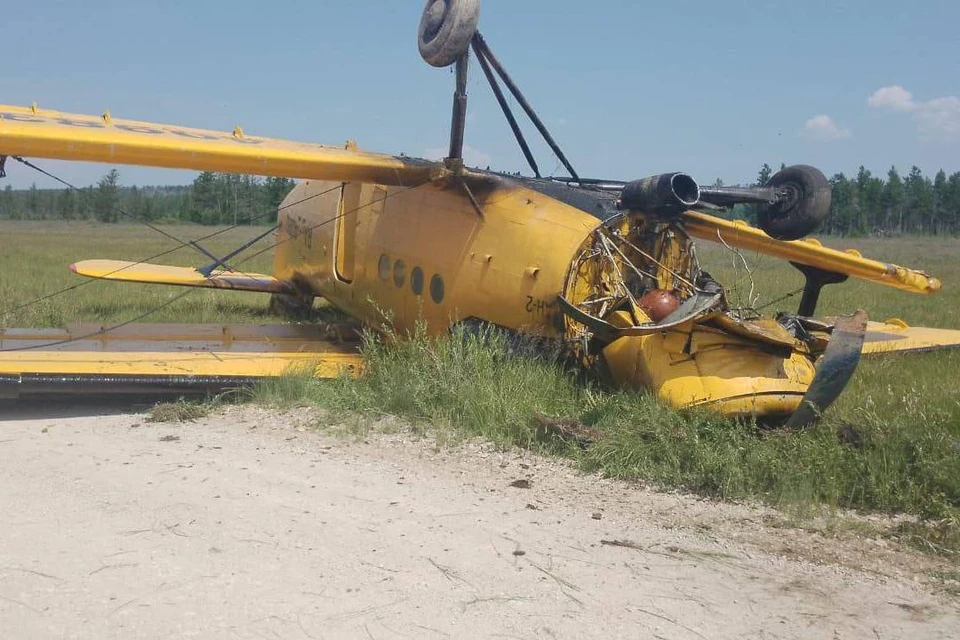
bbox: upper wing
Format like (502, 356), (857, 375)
(71, 259), (293, 294)
(862, 320), (960, 355)
(682, 211), (941, 295)
(0, 323), (363, 398)
(0, 104), (436, 186)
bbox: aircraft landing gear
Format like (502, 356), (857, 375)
(418, 0), (481, 68)
(757, 165), (832, 240)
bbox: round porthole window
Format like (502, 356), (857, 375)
(393, 260), (406, 288)
(430, 274), (445, 304)
(411, 267), (424, 296)
(378, 254), (390, 281)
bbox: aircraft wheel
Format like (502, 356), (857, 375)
(757, 165), (832, 240)
(418, 0), (481, 68)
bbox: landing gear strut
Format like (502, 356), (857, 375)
(792, 262), (848, 317)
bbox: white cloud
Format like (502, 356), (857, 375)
(917, 96), (960, 137)
(802, 114), (852, 141)
(868, 85), (960, 139)
(867, 85), (916, 111)
(423, 145), (493, 168)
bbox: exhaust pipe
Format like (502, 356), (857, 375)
(619, 173), (700, 218)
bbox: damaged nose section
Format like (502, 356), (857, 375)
(601, 328), (817, 421)
(599, 311), (869, 426)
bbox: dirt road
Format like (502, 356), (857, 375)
(1, 403), (956, 639)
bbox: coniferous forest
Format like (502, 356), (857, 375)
(2, 165), (960, 236)
(0, 170), (296, 226)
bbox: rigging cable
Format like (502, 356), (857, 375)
(1, 179), (431, 352)
(1, 167), (344, 318)
(14, 156), (254, 271)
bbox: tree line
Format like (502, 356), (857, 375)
(3, 165), (960, 236)
(724, 164), (960, 236)
(0, 170), (295, 226)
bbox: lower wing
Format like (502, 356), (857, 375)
(71, 259), (293, 294)
(682, 211), (941, 295)
(862, 320), (960, 355)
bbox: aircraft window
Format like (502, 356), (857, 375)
(430, 274), (445, 304)
(378, 255), (391, 281)
(393, 260), (407, 288)
(411, 267), (424, 296)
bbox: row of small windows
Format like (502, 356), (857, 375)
(378, 255), (444, 304)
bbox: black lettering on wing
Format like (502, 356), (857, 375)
(115, 124), (164, 135)
(57, 118), (105, 128)
(169, 129), (219, 140)
(0, 113), (44, 123)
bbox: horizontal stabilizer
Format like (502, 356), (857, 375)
(862, 320), (960, 355)
(71, 259), (293, 294)
(0, 104), (435, 186)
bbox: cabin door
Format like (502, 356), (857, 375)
(335, 182), (362, 283)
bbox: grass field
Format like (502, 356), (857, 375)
(3, 221), (959, 554)
(0, 221), (280, 328)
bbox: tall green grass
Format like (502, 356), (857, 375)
(4, 221), (959, 553)
(0, 221), (280, 327)
(254, 322), (960, 553)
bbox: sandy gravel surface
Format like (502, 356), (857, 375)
(1, 402), (957, 639)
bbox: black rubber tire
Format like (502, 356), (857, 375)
(418, 0), (481, 68)
(757, 165), (832, 240)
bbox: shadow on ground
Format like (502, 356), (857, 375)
(0, 397), (159, 421)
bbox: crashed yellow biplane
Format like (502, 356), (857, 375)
(1, 0), (959, 427)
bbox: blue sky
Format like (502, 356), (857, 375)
(3, 0), (958, 189)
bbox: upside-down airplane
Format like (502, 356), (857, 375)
(1, 0), (959, 426)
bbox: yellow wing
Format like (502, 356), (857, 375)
(682, 211), (941, 295)
(862, 320), (960, 355)
(0, 324), (362, 398)
(0, 104), (436, 186)
(70, 259), (292, 294)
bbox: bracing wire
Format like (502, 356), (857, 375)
(1, 163), (344, 318)
(1, 179), (430, 352)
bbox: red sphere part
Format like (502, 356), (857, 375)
(638, 289), (680, 323)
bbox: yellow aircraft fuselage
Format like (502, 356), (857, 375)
(275, 178), (588, 338)
(273, 177), (816, 418)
